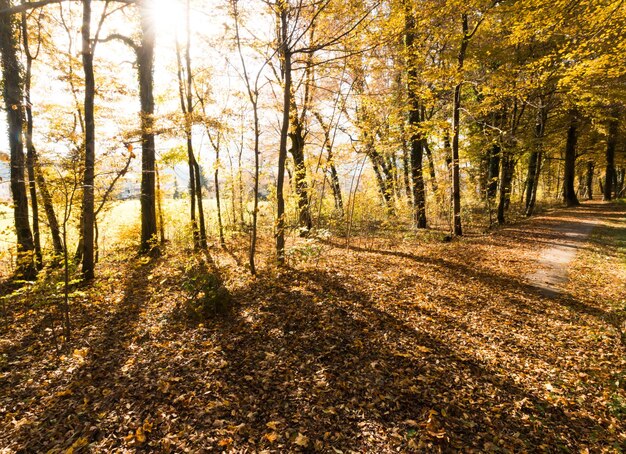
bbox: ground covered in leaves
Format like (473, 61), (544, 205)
(1, 202), (625, 453)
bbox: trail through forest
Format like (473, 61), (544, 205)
(1, 203), (625, 453)
(526, 206), (599, 296)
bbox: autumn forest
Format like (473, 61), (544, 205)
(1, 0), (625, 452)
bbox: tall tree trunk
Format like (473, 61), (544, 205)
(451, 14), (471, 236)
(288, 118), (313, 235)
(175, 28), (200, 248)
(276, 4), (291, 265)
(249, 102), (260, 273)
(35, 161), (64, 257)
(138, 0), (158, 254)
(314, 111), (343, 213)
(487, 144), (500, 199)
(423, 140), (438, 193)
(401, 133), (412, 202)
(0, 0), (36, 279)
(405, 4), (426, 228)
(184, 0), (207, 249)
(233, 0), (260, 272)
(585, 161), (594, 200)
(563, 109), (580, 207)
(615, 167), (626, 198)
(525, 106), (546, 216)
(503, 157), (515, 210)
(213, 136), (225, 247)
(21, 10), (41, 268)
(524, 150), (542, 216)
(22, 9), (63, 259)
(81, 0), (96, 279)
(496, 151), (509, 225)
(368, 145), (394, 210)
(524, 125), (541, 213)
(155, 162), (165, 244)
(603, 108), (618, 201)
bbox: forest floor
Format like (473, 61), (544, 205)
(1, 201), (625, 453)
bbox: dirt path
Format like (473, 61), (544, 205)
(526, 209), (598, 296)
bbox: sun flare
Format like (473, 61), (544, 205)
(148, 0), (187, 42)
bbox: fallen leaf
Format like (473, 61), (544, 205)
(135, 427), (146, 444)
(263, 432), (278, 443)
(294, 433), (309, 447)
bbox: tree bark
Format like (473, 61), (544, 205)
(138, 0), (158, 254)
(35, 161), (64, 256)
(21, 10), (41, 268)
(0, 0), (36, 279)
(184, 0), (207, 249)
(276, 4), (291, 265)
(525, 105), (547, 216)
(22, 9), (63, 259)
(584, 161), (594, 200)
(81, 0), (96, 279)
(155, 162), (165, 244)
(496, 151), (509, 225)
(451, 14), (470, 236)
(563, 109), (580, 207)
(288, 117), (313, 235)
(314, 111), (343, 213)
(487, 144), (500, 199)
(603, 108), (618, 201)
(423, 139), (438, 193)
(404, 4), (426, 229)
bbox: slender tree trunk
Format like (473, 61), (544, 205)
(503, 157), (515, 210)
(184, 0), (207, 249)
(496, 151), (509, 225)
(585, 161), (594, 200)
(35, 161), (64, 257)
(175, 33), (200, 248)
(238, 146), (245, 227)
(604, 108), (618, 201)
(138, 0), (158, 254)
(192, 157), (207, 248)
(401, 134), (412, 202)
(368, 145), (394, 210)
(233, 0), (260, 272)
(81, 0), (96, 279)
(21, 12), (42, 268)
(0, 0), (36, 279)
(423, 140), (438, 193)
(405, 5), (426, 228)
(314, 111), (343, 213)
(525, 152), (540, 211)
(213, 136), (225, 247)
(21, 20), (38, 219)
(288, 119), (313, 235)
(250, 102), (260, 273)
(155, 163), (165, 243)
(276, 5), (291, 265)
(615, 167), (626, 198)
(525, 106), (546, 216)
(451, 14), (470, 236)
(22, 10), (63, 258)
(563, 109), (580, 207)
(486, 144), (500, 199)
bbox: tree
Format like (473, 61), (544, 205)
(175, 0), (207, 250)
(404, 1), (426, 228)
(80, 0), (96, 279)
(0, 0), (36, 279)
(101, 0), (159, 254)
(563, 108), (580, 207)
(603, 107), (619, 201)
